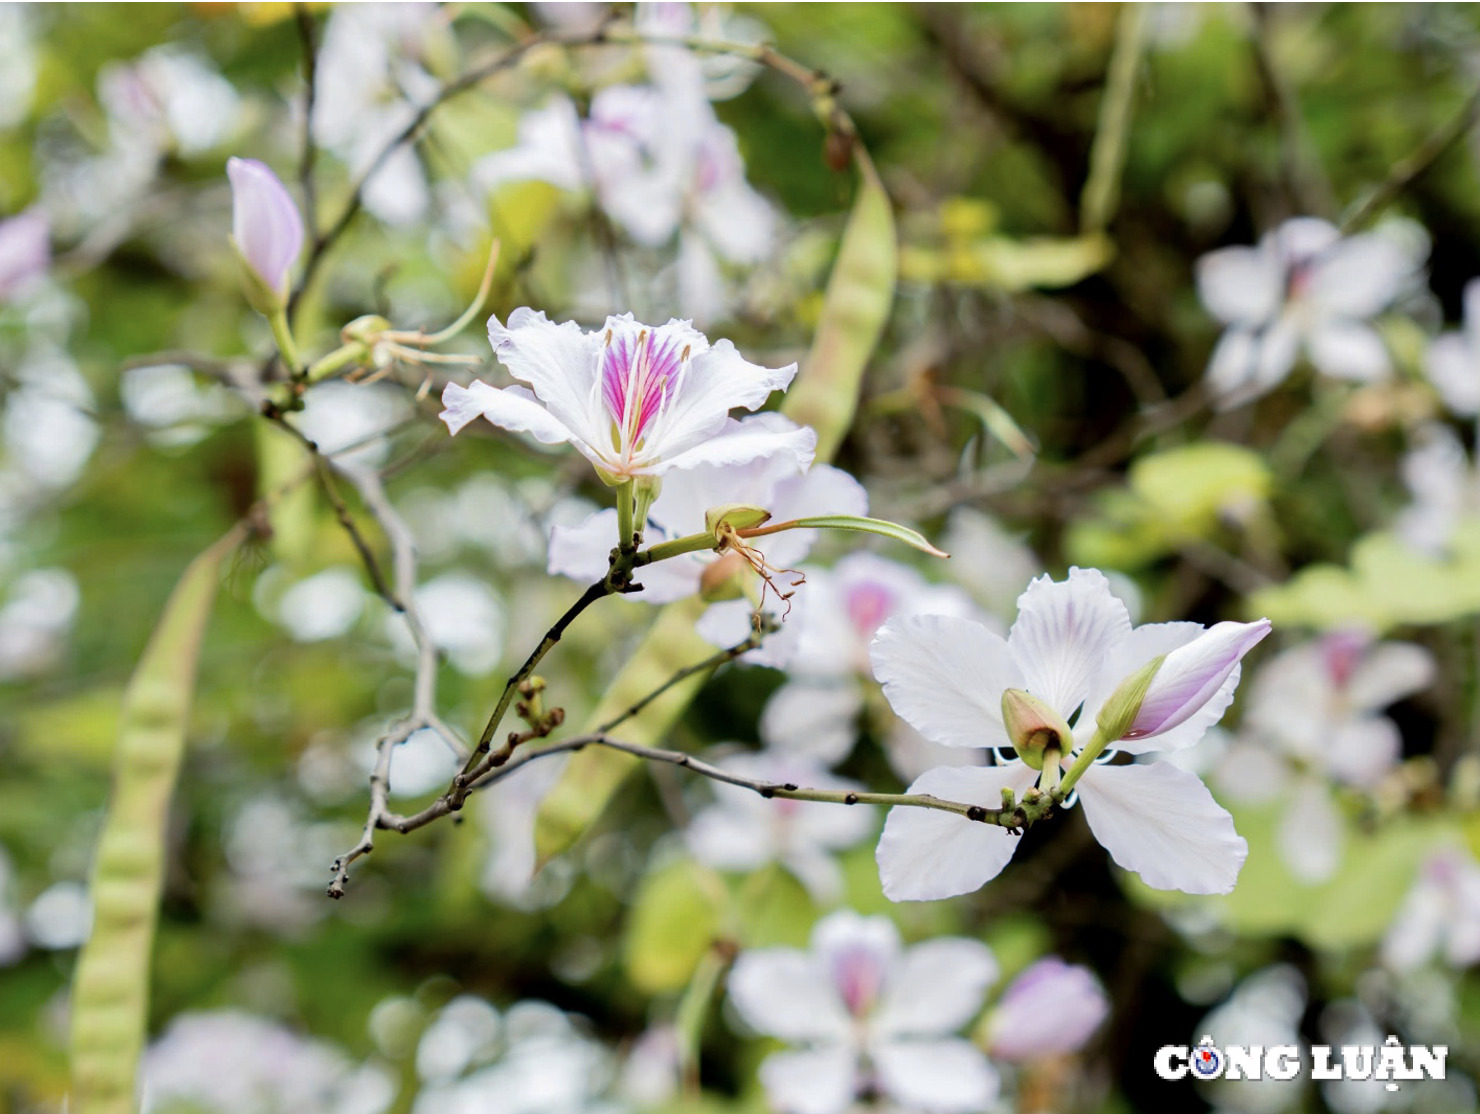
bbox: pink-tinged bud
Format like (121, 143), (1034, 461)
(1100, 619), (1272, 742)
(0, 208), (49, 303)
(984, 957), (1109, 1062)
(227, 157), (304, 311)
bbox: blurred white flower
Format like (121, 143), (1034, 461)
(872, 568), (1264, 901)
(121, 362), (246, 446)
(1194, 965), (1308, 1114)
(1382, 845), (1480, 972)
(296, 380), (412, 474)
(388, 571), (505, 676)
(759, 552), (980, 774)
(0, 567), (80, 680)
(0, 4), (38, 129)
(1196, 217), (1425, 406)
(3, 345), (99, 490)
(728, 909), (1000, 1114)
(550, 447), (862, 668)
(685, 750), (874, 901)
(1217, 630), (1433, 883)
(1396, 422), (1480, 556)
(382, 726), (459, 800)
(619, 1023), (681, 1108)
(474, 61), (776, 323)
(0, 208), (49, 303)
(1426, 277), (1480, 415)
(983, 957), (1109, 1062)
(478, 752), (570, 908)
(416, 996), (502, 1084)
(314, 3), (446, 226)
(99, 47), (243, 158)
(23, 880), (91, 950)
(412, 1000), (614, 1114)
(142, 1011), (394, 1114)
(276, 567), (368, 643)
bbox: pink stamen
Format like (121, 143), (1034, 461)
(832, 943), (885, 1018)
(845, 581), (896, 642)
(600, 328), (687, 449)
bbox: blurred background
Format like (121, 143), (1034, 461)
(4, 3), (1480, 1112)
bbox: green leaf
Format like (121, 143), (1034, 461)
(622, 857), (725, 994)
(69, 528), (242, 1114)
(774, 514), (949, 558)
(781, 151), (897, 462)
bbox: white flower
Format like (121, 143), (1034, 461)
(442, 310), (808, 483)
(1382, 845), (1480, 971)
(142, 1011), (393, 1114)
(314, 4), (445, 226)
(548, 446), (861, 667)
(1426, 277), (1480, 415)
(0, 208), (48, 303)
(1196, 217), (1425, 406)
(727, 910), (1000, 1114)
(474, 70), (776, 322)
(870, 568), (1267, 900)
(685, 751), (874, 901)
(983, 957), (1109, 1063)
(1396, 422), (1480, 556)
(1217, 630), (1432, 883)
(759, 552), (982, 773)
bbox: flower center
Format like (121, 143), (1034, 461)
(601, 327), (688, 457)
(844, 581), (896, 643)
(831, 944), (885, 1018)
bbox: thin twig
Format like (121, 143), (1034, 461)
(1340, 83), (1480, 236)
(1250, 4), (1336, 219)
(294, 3), (320, 237)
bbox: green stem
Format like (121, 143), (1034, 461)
(268, 308), (304, 377)
(1056, 727), (1111, 800)
(638, 531), (719, 566)
(616, 481), (636, 555)
(304, 341), (364, 384)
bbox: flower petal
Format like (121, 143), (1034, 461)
(1278, 778), (1343, 883)
(1425, 331), (1480, 416)
(440, 380), (577, 448)
(656, 412), (816, 475)
(729, 953), (851, 1044)
(985, 958), (1109, 1061)
(873, 938), (998, 1037)
(487, 308), (605, 451)
(871, 1039), (999, 1113)
(1306, 320), (1391, 382)
(870, 615), (1021, 751)
(1324, 718), (1400, 789)
(1305, 230), (1422, 318)
(1007, 568), (1132, 721)
(1076, 761), (1247, 894)
(647, 338), (798, 462)
(875, 764), (1037, 902)
(1196, 244), (1282, 325)
(227, 157), (304, 295)
(1346, 641), (1435, 713)
(759, 680), (863, 765)
(757, 1047), (858, 1114)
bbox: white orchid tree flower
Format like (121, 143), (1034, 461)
(474, 68), (776, 324)
(1196, 217), (1425, 407)
(1216, 630), (1434, 883)
(313, 3), (446, 227)
(547, 447), (863, 667)
(0, 208), (48, 303)
(442, 310), (809, 491)
(870, 568), (1269, 901)
(1426, 277), (1480, 415)
(1396, 422), (1480, 556)
(1382, 844), (1480, 971)
(727, 910), (1001, 1114)
(685, 751), (874, 902)
(983, 957), (1109, 1063)
(759, 552), (984, 773)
